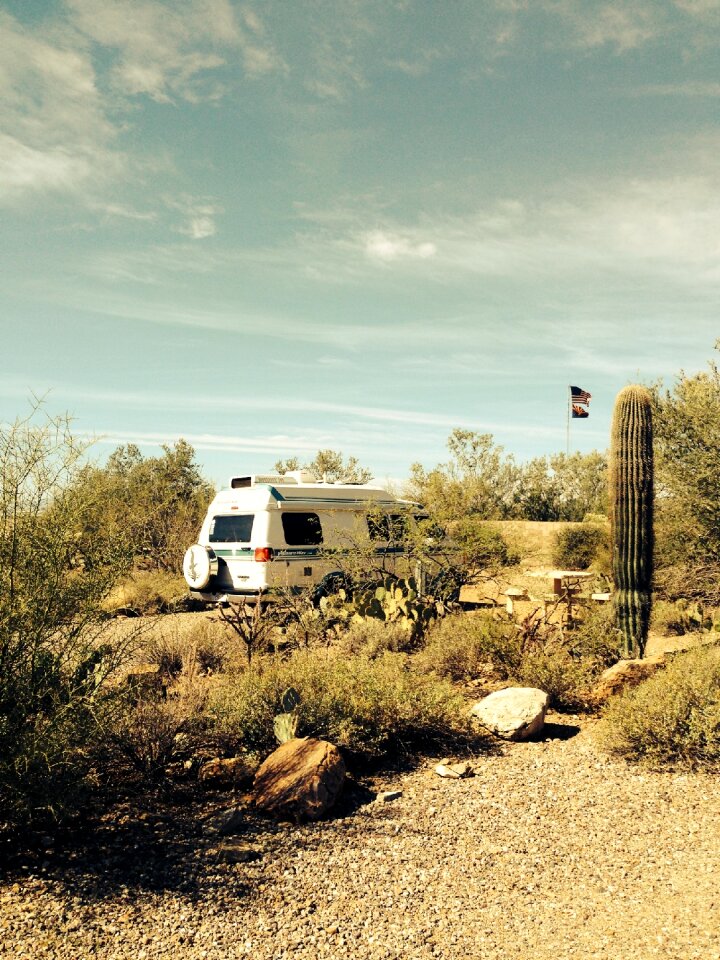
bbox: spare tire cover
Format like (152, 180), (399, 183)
(183, 545), (218, 590)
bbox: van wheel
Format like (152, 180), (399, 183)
(183, 545), (218, 590)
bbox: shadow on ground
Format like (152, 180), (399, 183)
(530, 721), (582, 742)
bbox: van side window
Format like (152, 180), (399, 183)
(282, 512), (323, 545)
(209, 514), (254, 543)
(368, 513), (409, 541)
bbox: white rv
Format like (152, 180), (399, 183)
(183, 472), (427, 603)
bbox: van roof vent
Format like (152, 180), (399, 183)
(283, 470), (317, 483)
(230, 474), (297, 489)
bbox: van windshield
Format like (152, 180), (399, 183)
(209, 514), (254, 543)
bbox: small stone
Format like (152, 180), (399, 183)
(376, 790), (403, 802)
(202, 806), (245, 836)
(198, 756), (256, 787)
(214, 841), (263, 864)
(434, 762), (473, 779)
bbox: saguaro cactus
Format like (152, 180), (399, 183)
(610, 385), (654, 658)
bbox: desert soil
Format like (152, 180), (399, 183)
(1, 715), (718, 960)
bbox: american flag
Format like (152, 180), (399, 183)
(570, 385), (591, 405)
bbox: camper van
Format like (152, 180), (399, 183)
(183, 472), (427, 603)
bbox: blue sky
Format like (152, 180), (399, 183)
(2, 0), (719, 486)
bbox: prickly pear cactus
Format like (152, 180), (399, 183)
(610, 385), (654, 658)
(273, 687), (301, 744)
(349, 576), (440, 641)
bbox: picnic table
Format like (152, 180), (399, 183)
(547, 569), (594, 596)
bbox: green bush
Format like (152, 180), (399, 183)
(552, 523), (608, 570)
(103, 570), (190, 617)
(338, 619), (415, 658)
(209, 650), (473, 758)
(69, 439), (214, 576)
(597, 645), (720, 769)
(417, 607), (618, 710)
(417, 612), (520, 681)
(651, 599), (715, 636)
(0, 408), (130, 834)
(451, 518), (520, 569)
(108, 664), (210, 782)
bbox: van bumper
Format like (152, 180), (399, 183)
(190, 588), (265, 604)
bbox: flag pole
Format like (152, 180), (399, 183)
(566, 385), (571, 455)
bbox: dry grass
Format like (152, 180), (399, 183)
(102, 570), (189, 616)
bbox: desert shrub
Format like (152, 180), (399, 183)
(552, 523), (608, 570)
(418, 606), (618, 710)
(597, 645), (720, 769)
(654, 562), (720, 606)
(513, 651), (597, 711)
(451, 518), (520, 569)
(209, 650), (472, 758)
(103, 570), (189, 617)
(337, 619), (415, 658)
(651, 599), (715, 636)
(0, 408), (131, 834)
(565, 603), (621, 664)
(108, 663), (210, 782)
(417, 612), (521, 681)
(516, 605), (619, 709)
(136, 616), (236, 676)
(143, 631), (186, 677)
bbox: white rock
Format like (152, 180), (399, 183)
(434, 762), (473, 779)
(470, 687), (549, 741)
(376, 790), (402, 802)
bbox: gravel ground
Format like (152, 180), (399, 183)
(2, 718), (719, 960)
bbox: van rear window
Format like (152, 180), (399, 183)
(282, 512), (323, 545)
(209, 514), (254, 543)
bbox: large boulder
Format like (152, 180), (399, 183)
(591, 655), (665, 706)
(471, 687), (549, 741)
(253, 738), (345, 822)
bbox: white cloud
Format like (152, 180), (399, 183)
(548, 1), (666, 51)
(182, 216), (217, 240)
(673, 0), (720, 16)
(0, 134), (93, 197)
(2, 380), (562, 438)
(0, 11), (121, 201)
(66, 0), (284, 101)
(92, 201), (158, 221)
(0, 3), (285, 204)
(331, 173), (720, 285)
(165, 195), (222, 239)
(363, 230), (437, 262)
(488, 0), (720, 55)
(76, 428), (325, 455)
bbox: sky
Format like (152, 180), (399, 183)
(2, 0), (719, 487)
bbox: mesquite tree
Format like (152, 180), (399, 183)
(610, 385), (654, 658)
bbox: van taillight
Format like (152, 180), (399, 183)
(254, 547), (274, 562)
